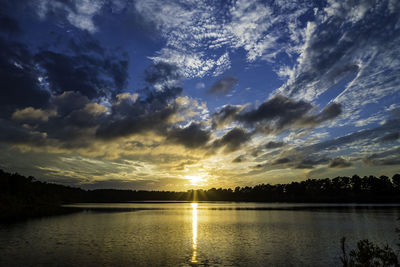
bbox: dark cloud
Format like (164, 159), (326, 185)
(380, 132), (399, 142)
(265, 141), (285, 149)
(96, 86), (182, 139)
(328, 157), (353, 168)
(273, 157), (291, 165)
(0, 26), (184, 149)
(68, 34), (105, 55)
(295, 156), (331, 169)
(96, 103), (176, 140)
(211, 105), (242, 129)
(251, 112), (400, 172)
(0, 25), (185, 148)
(0, 22), (129, 122)
(232, 155), (246, 163)
(0, 16), (21, 35)
(304, 117), (400, 154)
(144, 62), (181, 87)
(209, 96), (342, 142)
(254, 153), (331, 171)
(12, 88), (183, 148)
(213, 128), (252, 152)
(238, 95), (312, 127)
(53, 91), (90, 116)
(4, 91), (106, 148)
(0, 119), (47, 145)
(300, 103), (342, 126)
(0, 38), (50, 117)
(0, 34), (118, 149)
(41, 97), (104, 147)
(167, 123), (211, 149)
(34, 49), (128, 99)
(172, 160), (198, 171)
(319, 103), (343, 121)
(104, 57), (129, 93)
(363, 147), (400, 166)
(236, 95), (341, 130)
(207, 77), (237, 95)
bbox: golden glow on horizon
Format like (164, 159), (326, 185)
(191, 202), (198, 264)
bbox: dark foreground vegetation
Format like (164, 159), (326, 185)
(1, 169), (400, 220)
(341, 236), (400, 267)
(340, 220), (400, 267)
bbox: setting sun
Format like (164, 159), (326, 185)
(185, 175), (205, 185)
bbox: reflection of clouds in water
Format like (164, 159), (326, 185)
(191, 203), (198, 264)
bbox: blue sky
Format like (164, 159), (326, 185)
(0, 0), (399, 190)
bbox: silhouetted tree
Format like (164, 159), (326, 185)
(393, 174), (400, 190)
(2, 169), (400, 221)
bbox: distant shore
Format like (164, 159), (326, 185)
(0, 204), (82, 222)
(4, 201), (400, 222)
(2, 169), (400, 222)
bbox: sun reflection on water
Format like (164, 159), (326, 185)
(191, 203), (198, 264)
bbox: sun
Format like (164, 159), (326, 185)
(185, 175), (205, 185)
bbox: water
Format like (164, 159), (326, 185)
(1, 202), (399, 266)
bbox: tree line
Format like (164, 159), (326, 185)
(1, 169), (400, 204)
(2, 169), (400, 220)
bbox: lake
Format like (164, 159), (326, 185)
(1, 202), (399, 266)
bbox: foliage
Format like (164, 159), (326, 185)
(2, 169), (400, 204)
(341, 224), (400, 267)
(2, 169), (400, 220)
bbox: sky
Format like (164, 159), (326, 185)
(0, 0), (400, 190)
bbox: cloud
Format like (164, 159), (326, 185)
(265, 141), (285, 149)
(251, 111), (400, 173)
(212, 127), (252, 153)
(0, 16), (22, 35)
(207, 77), (238, 95)
(115, 93), (139, 104)
(304, 116), (400, 154)
(0, 37), (50, 115)
(232, 155), (246, 163)
(211, 105), (243, 129)
(68, 33), (105, 55)
(150, 48), (230, 79)
(135, 0), (311, 78)
(276, 0), (400, 126)
(273, 157), (291, 165)
(96, 86), (182, 140)
(209, 96), (342, 146)
(12, 107), (56, 122)
(33, 0), (116, 33)
(144, 62), (181, 90)
(34, 48), (129, 99)
(328, 157), (353, 168)
(300, 103), (342, 126)
(380, 132), (399, 142)
(195, 82), (205, 89)
(253, 153), (332, 171)
(296, 157), (331, 169)
(236, 95), (342, 130)
(363, 148), (400, 166)
(0, 119), (47, 145)
(167, 122), (211, 149)
(0, 27), (206, 152)
(0, 19), (129, 117)
(238, 95), (313, 128)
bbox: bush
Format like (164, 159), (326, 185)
(341, 225), (400, 267)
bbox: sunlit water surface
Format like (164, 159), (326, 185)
(1, 202), (400, 266)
